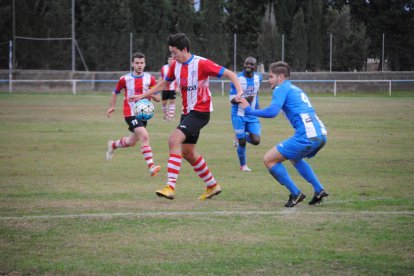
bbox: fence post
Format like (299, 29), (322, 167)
(72, 80), (77, 95)
(9, 40), (12, 93)
(389, 80), (392, 96)
(334, 80), (337, 96)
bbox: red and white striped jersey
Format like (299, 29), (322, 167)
(114, 72), (156, 117)
(160, 64), (177, 91)
(166, 55), (225, 114)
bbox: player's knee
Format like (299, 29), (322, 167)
(238, 138), (247, 147)
(263, 155), (275, 169)
(249, 134), (260, 145)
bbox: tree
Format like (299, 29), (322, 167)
(198, 0), (229, 65)
(257, 1), (280, 69)
(225, 0), (265, 71)
(347, 0), (414, 70)
(129, 0), (174, 70)
(326, 6), (369, 71)
(77, 0), (132, 71)
(289, 8), (307, 71)
(305, 0), (323, 70)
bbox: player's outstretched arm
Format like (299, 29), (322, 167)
(129, 80), (169, 102)
(240, 98), (280, 118)
(222, 69), (243, 101)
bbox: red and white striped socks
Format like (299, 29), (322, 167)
(140, 145), (155, 169)
(113, 137), (128, 149)
(167, 154), (182, 189)
(192, 156), (216, 187)
(168, 104), (175, 119)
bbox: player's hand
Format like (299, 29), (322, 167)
(239, 98), (250, 109)
(129, 94), (144, 102)
(234, 93), (244, 103)
(106, 107), (115, 117)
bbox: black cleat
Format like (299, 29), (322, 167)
(285, 192), (306, 207)
(308, 190), (329, 205)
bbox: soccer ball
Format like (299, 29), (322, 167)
(133, 99), (155, 121)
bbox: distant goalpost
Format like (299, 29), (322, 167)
(10, 0), (88, 72)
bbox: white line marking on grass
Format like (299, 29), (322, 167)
(1, 210), (413, 221)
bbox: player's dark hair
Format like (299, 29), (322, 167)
(245, 56), (257, 64)
(132, 52), (145, 61)
(269, 61), (290, 77)
(168, 33), (191, 52)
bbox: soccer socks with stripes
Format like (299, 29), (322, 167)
(237, 145), (247, 167)
(162, 104), (168, 118)
(167, 154), (182, 189)
(114, 137), (128, 149)
(192, 156), (216, 187)
(140, 145), (155, 169)
(168, 104), (175, 118)
(293, 159), (324, 193)
(269, 163), (301, 196)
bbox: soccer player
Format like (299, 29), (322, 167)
(106, 52), (161, 177)
(239, 61), (329, 207)
(129, 33), (244, 200)
(229, 56), (262, 172)
(159, 55), (178, 121)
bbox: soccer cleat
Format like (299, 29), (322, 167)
(240, 165), (251, 172)
(156, 186), (175, 200)
(284, 192), (306, 207)
(106, 140), (115, 160)
(198, 184), (222, 200)
(309, 190), (329, 205)
(149, 165), (160, 177)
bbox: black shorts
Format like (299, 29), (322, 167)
(177, 111), (210, 144)
(162, 90), (176, 100)
(125, 116), (147, 132)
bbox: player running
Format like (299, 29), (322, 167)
(159, 55), (178, 121)
(106, 52), (161, 177)
(130, 33), (244, 200)
(229, 56), (262, 172)
(239, 61), (329, 207)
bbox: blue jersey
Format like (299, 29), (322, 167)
(245, 80), (327, 138)
(229, 71), (262, 121)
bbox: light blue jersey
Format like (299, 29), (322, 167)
(271, 80), (327, 138)
(229, 71), (262, 122)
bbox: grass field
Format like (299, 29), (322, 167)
(0, 92), (413, 275)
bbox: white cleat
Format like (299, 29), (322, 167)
(106, 140), (114, 160)
(150, 165), (161, 177)
(240, 165), (251, 172)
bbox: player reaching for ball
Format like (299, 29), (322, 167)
(106, 52), (161, 177)
(129, 33), (244, 200)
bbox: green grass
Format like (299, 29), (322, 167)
(0, 93), (413, 275)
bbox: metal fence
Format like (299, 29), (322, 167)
(1, 78), (413, 96)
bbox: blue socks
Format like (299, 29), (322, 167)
(237, 145), (246, 166)
(269, 163), (301, 196)
(293, 159), (324, 193)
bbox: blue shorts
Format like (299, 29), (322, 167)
(231, 115), (261, 139)
(276, 135), (327, 161)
